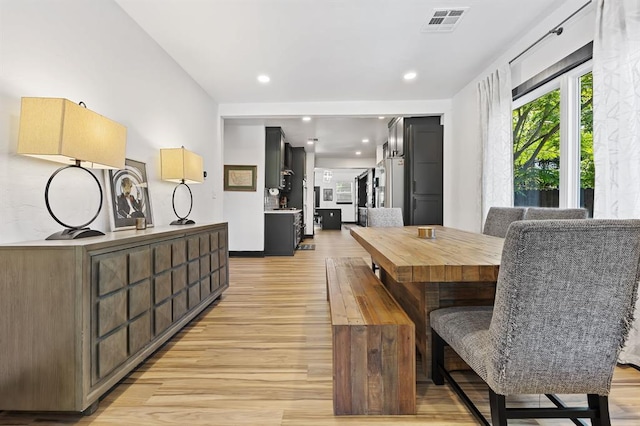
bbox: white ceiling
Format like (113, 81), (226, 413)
(115, 0), (567, 158)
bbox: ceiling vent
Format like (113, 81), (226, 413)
(421, 7), (469, 33)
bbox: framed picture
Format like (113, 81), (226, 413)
(323, 188), (333, 201)
(224, 165), (257, 191)
(105, 158), (154, 231)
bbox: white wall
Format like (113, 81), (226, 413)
(314, 168), (366, 222)
(448, 0), (595, 232)
(222, 124), (265, 251)
(0, 0), (222, 243)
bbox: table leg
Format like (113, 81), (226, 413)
(379, 269), (496, 378)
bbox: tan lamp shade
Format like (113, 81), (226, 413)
(17, 97), (127, 169)
(160, 147), (204, 184)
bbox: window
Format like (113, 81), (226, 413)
(512, 62), (593, 216)
(513, 87), (561, 207)
(579, 72), (594, 214)
(335, 181), (353, 204)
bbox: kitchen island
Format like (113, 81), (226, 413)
(315, 208), (342, 230)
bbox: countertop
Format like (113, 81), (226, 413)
(265, 209), (302, 214)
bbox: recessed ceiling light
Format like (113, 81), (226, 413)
(378, 116), (386, 120)
(355, 151), (361, 155)
(403, 71), (417, 80)
(362, 139), (369, 143)
(302, 116), (311, 122)
(257, 74), (270, 83)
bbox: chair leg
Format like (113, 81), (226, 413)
(588, 394), (611, 426)
(431, 329), (445, 385)
(488, 389), (507, 426)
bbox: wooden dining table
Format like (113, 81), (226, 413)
(350, 225), (504, 377)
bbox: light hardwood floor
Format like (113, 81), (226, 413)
(1, 225), (639, 425)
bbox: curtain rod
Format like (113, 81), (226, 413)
(509, 0), (593, 65)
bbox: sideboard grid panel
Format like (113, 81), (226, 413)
(89, 224), (229, 400)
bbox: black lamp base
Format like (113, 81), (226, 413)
(170, 218), (195, 226)
(46, 228), (105, 240)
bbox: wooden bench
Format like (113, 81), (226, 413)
(326, 257), (415, 415)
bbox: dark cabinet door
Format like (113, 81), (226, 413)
(265, 127), (284, 189)
(289, 147), (306, 209)
(264, 214), (296, 256)
(388, 121), (397, 156)
(284, 143), (293, 170)
(395, 117), (404, 157)
(387, 117), (404, 158)
(405, 117), (443, 225)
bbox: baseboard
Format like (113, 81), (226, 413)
(229, 251), (265, 258)
(304, 234), (314, 239)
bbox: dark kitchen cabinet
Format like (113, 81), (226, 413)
(404, 116), (443, 226)
(316, 208), (341, 230)
(288, 147), (306, 209)
(265, 127), (285, 189)
(264, 212), (301, 256)
(284, 143), (293, 170)
(387, 117), (404, 158)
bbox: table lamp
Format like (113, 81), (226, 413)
(17, 97), (127, 240)
(160, 147), (204, 225)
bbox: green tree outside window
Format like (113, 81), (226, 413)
(513, 72), (593, 203)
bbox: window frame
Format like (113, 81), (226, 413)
(512, 60), (592, 210)
(335, 181), (353, 204)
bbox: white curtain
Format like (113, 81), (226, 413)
(593, 0), (640, 366)
(478, 65), (513, 225)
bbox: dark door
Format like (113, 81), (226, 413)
(357, 176), (367, 207)
(314, 186), (320, 208)
(405, 117), (443, 225)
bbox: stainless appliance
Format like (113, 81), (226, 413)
(376, 158), (405, 213)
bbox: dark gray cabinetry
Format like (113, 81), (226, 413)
(316, 208), (342, 230)
(288, 147), (306, 235)
(388, 117), (404, 157)
(284, 143), (293, 170)
(404, 116), (443, 226)
(288, 147), (306, 209)
(265, 212), (301, 256)
(265, 127), (285, 189)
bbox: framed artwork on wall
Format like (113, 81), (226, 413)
(224, 165), (257, 191)
(105, 158), (154, 231)
(323, 188), (333, 201)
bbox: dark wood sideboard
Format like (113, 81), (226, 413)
(0, 222), (229, 414)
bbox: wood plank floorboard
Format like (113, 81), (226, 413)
(1, 225), (639, 425)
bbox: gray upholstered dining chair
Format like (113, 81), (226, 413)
(430, 219), (640, 426)
(367, 207), (404, 228)
(523, 207), (589, 220)
(482, 207), (527, 238)
(367, 208), (404, 270)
